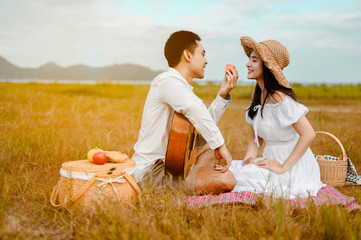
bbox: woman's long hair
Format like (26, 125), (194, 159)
(248, 65), (298, 119)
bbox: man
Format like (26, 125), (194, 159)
(132, 30), (237, 194)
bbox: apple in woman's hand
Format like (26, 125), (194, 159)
(93, 152), (108, 165)
(225, 64), (236, 72)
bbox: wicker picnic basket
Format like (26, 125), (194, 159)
(314, 131), (348, 187)
(50, 158), (141, 209)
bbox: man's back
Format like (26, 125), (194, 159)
(132, 68), (195, 182)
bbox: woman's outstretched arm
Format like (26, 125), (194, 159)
(243, 126), (263, 165)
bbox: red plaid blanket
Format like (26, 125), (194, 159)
(184, 186), (360, 211)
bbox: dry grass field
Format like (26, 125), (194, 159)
(1, 82), (361, 239)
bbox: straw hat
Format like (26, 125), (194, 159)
(240, 36), (291, 89)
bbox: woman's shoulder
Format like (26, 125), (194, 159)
(266, 91), (287, 104)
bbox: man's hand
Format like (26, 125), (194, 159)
(214, 144), (232, 172)
(219, 67), (239, 99)
(255, 158), (286, 174)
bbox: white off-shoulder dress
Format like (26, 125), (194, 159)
(229, 96), (324, 199)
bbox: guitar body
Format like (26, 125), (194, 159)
(165, 112), (201, 178)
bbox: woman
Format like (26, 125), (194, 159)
(228, 36), (324, 199)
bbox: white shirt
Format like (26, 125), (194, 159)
(132, 68), (231, 182)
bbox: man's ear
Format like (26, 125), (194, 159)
(182, 50), (192, 63)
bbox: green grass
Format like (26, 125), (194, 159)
(1, 82), (361, 239)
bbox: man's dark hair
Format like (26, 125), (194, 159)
(164, 30), (201, 67)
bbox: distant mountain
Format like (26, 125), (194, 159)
(0, 55), (162, 80)
(0, 56), (21, 77)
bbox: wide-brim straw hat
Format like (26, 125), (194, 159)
(240, 36), (291, 89)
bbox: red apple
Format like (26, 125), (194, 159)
(225, 64), (236, 72)
(93, 152), (108, 165)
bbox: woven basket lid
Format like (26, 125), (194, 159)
(61, 159), (135, 173)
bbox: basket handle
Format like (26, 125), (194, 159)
(50, 174), (98, 208)
(122, 172), (142, 195)
(50, 171), (141, 208)
(315, 131), (347, 161)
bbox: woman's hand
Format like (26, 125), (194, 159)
(255, 158), (286, 174)
(242, 156), (255, 166)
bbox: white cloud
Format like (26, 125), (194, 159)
(0, 0), (360, 84)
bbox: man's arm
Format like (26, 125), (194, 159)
(208, 68), (239, 123)
(214, 144), (233, 172)
(158, 76), (235, 172)
(157, 77), (225, 150)
(219, 67), (239, 99)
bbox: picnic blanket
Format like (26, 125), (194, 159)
(184, 186), (360, 211)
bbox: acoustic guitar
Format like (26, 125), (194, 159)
(165, 112), (205, 178)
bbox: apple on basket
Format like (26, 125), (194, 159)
(87, 147), (104, 163)
(93, 152), (108, 165)
(225, 64), (236, 72)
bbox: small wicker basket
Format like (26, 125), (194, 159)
(314, 131), (348, 187)
(50, 158), (141, 209)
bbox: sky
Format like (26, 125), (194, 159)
(1, 0), (360, 84)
